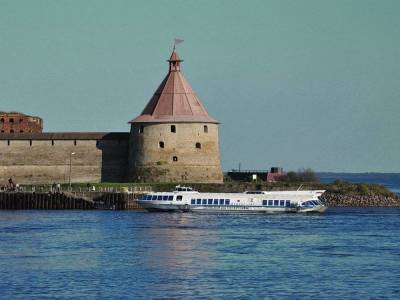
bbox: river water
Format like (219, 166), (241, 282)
(1, 209), (400, 299)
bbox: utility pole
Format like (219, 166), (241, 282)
(69, 152), (75, 190)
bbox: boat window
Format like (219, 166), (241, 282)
(213, 199), (219, 205)
(197, 199), (202, 205)
(162, 195), (168, 200)
(285, 200), (291, 207)
(262, 200), (268, 206)
(219, 199), (224, 205)
(312, 201), (319, 205)
(150, 195), (156, 200)
(225, 199), (230, 205)
(268, 200), (273, 206)
(146, 195), (151, 200)
(168, 195), (174, 201)
(202, 199), (207, 205)
(280, 200), (285, 206)
(157, 196), (163, 200)
(274, 200), (279, 206)
(191, 199), (196, 204)
(208, 199), (213, 205)
(177, 195), (183, 201)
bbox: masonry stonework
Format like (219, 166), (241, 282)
(0, 112), (43, 133)
(128, 123), (223, 183)
(0, 133), (128, 184)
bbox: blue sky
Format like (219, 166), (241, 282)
(0, 0), (399, 172)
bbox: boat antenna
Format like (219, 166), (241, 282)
(297, 184), (303, 191)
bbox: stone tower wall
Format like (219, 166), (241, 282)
(0, 137), (128, 184)
(128, 123), (223, 183)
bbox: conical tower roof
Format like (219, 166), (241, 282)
(129, 48), (218, 124)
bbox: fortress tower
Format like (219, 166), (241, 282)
(128, 48), (223, 183)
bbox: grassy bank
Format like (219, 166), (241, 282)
(19, 180), (398, 198)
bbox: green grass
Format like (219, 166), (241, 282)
(19, 180), (398, 198)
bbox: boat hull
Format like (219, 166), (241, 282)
(139, 202), (327, 214)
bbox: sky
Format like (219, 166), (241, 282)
(0, 0), (399, 172)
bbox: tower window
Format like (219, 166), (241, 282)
(52, 140), (55, 146)
(139, 125), (144, 133)
(10, 129), (14, 133)
(204, 125), (208, 133)
(20, 130), (23, 133)
(74, 140), (77, 146)
(171, 125), (176, 133)
(0, 118), (4, 123)
(159, 141), (164, 148)
(195, 142), (201, 149)
(9, 118), (14, 123)
(173, 156), (178, 162)
(29, 140), (32, 146)
(19, 118), (23, 123)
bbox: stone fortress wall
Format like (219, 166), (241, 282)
(0, 133), (129, 184)
(128, 123), (223, 183)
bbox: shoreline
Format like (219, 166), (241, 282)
(1, 180), (399, 209)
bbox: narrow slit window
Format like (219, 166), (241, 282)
(171, 125), (176, 133)
(29, 140), (32, 146)
(74, 140), (77, 146)
(52, 140), (55, 146)
(139, 125), (144, 133)
(204, 125), (208, 133)
(159, 141), (164, 148)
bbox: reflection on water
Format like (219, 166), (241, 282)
(1, 209), (400, 299)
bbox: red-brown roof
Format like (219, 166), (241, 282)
(129, 49), (218, 124)
(0, 132), (129, 140)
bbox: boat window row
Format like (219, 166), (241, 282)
(191, 198), (231, 205)
(140, 195), (174, 201)
(262, 200), (291, 207)
(301, 200), (323, 207)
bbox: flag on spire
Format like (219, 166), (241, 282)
(174, 38), (184, 46)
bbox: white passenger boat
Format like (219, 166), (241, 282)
(137, 186), (327, 213)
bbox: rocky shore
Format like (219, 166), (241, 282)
(321, 192), (400, 207)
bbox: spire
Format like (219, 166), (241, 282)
(129, 48), (218, 124)
(168, 47), (183, 72)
